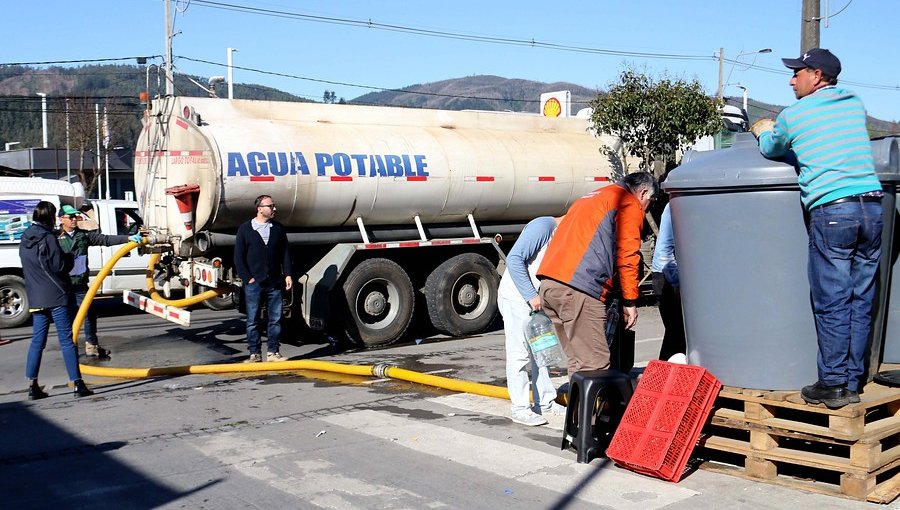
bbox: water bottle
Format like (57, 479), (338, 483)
(524, 310), (564, 367)
(605, 298), (619, 348)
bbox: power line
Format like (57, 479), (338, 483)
(188, 0), (711, 62)
(183, 0), (898, 95)
(176, 55), (557, 105)
(726, 58), (899, 92)
(0, 56), (161, 66)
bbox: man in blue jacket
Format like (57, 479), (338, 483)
(498, 215), (565, 426)
(234, 195), (293, 363)
(752, 48), (882, 409)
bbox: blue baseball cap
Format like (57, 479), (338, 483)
(781, 48), (841, 78)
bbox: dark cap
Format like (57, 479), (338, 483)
(781, 48), (841, 78)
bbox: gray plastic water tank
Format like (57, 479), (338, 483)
(663, 132), (899, 390)
(874, 138), (900, 363)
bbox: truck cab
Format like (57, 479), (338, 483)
(0, 181), (151, 328)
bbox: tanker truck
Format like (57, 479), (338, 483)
(134, 96), (622, 347)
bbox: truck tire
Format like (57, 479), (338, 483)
(202, 290), (235, 311)
(342, 258), (414, 348)
(0, 275), (30, 328)
(424, 253), (499, 337)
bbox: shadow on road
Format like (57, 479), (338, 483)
(0, 400), (222, 508)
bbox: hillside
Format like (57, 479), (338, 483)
(352, 75), (599, 115)
(0, 64), (310, 150)
(1, 66), (896, 151)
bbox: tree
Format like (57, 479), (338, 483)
(590, 70), (722, 175)
(48, 96), (135, 194)
(323, 90), (346, 104)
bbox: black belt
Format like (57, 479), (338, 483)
(814, 194), (882, 210)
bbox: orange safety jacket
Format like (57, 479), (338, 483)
(537, 183), (643, 304)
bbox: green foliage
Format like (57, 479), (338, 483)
(589, 70), (722, 173)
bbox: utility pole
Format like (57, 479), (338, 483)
(164, 0), (174, 96)
(36, 93), (48, 148)
(65, 99), (71, 183)
(95, 103), (103, 200)
(801, 0), (820, 52)
(717, 48), (725, 101)
(227, 47), (238, 99)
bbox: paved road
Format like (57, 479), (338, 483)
(0, 300), (870, 509)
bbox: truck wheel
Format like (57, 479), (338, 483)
(344, 258), (415, 347)
(0, 275), (30, 328)
(202, 291), (235, 311)
(342, 258), (414, 347)
(424, 253), (499, 337)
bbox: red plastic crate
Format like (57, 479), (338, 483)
(606, 360), (721, 482)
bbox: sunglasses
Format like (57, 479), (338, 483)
(258, 204), (276, 209)
(63, 215), (80, 219)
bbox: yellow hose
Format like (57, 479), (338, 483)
(144, 252), (229, 307)
(72, 240), (143, 347)
(72, 241), (513, 401)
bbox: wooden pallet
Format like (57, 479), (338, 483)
(694, 379), (900, 503)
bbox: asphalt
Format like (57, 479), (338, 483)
(0, 300), (882, 509)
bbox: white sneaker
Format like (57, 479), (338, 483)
(243, 353), (262, 363)
(266, 352), (287, 362)
(541, 401), (567, 416)
(511, 409), (548, 427)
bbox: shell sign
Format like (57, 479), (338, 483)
(540, 90), (571, 117)
(543, 98), (562, 117)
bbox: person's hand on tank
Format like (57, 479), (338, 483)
(128, 233), (144, 244)
(750, 119), (776, 138)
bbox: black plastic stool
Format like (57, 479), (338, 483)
(561, 369), (634, 463)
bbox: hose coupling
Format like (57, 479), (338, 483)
(372, 363), (391, 378)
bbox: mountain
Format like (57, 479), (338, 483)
(350, 75), (599, 115)
(1, 66), (896, 151)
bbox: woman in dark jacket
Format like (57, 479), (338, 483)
(20, 201), (92, 399)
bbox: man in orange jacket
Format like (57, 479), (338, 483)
(537, 171), (657, 375)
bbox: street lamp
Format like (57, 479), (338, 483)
(36, 93), (48, 148)
(718, 47), (771, 100)
(735, 84), (749, 112)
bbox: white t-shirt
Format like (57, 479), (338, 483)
(251, 218), (272, 245)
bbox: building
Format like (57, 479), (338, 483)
(0, 147), (136, 200)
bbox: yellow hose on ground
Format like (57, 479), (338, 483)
(72, 242), (512, 401)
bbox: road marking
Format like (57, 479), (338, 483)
(192, 434), (437, 509)
(322, 408), (696, 509)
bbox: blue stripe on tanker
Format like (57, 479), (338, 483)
(227, 152), (429, 178)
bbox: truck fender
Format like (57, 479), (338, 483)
(300, 243), (357, 330)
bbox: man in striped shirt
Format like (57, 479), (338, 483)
(751, 48), (882, 409)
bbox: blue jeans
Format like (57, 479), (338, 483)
(26, 305), (83, 382)
(72, 289), (99, 345)
(808, 200), (882, 392)
(244, 282), (283, 354)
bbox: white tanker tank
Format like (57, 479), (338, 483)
(135, 96), (622, 347)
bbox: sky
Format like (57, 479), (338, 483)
(4, 0), (899, 122)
